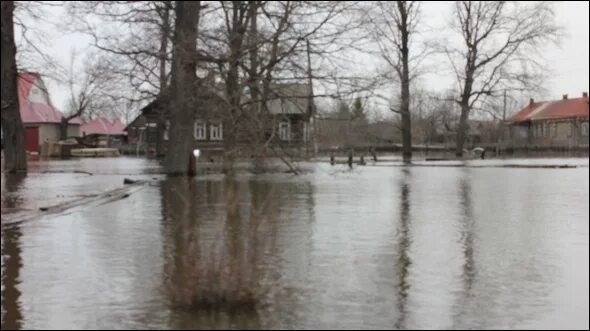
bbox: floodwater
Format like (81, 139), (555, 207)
(1, 157), (589, 330)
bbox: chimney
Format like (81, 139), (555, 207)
(583, 92), (588, 98)
(562, 94), (568, 100)
(529, 98), (534, 106)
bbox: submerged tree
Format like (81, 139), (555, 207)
(1, 0), (27, 173)
(447, 1), (559, 157)
(371, 1), (423, 162)
(164, 1), (200, 175)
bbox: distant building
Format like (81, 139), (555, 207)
(506, 93), (589, 148)
(125, 83), (314, 156)
(17, 72), (81, 153)
(80, 117), (127, 147)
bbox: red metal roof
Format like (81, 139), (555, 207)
(508, 96), (589, 123)
(17, 72), (81, 125)
(81, 117), (127, 136)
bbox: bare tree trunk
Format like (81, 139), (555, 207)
(456, 68), (474, 158)
(60, 111), (84, 140)
(60, 118), (69, 140)
(1, 1), (27, 172)
(247, 1), (264, 164)
(247, 1), (259, 112)
(156, 0), (171, 157)
(165, 0), (200, 175)
(398, 2), (412, 163)
(223, 2), (248, 174)
(455, 104), (470, 157)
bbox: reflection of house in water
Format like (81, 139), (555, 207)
(125, 81), (314, 157)
(506, 93), (589, 148)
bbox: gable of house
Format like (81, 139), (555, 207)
(17, 72), (82, 125)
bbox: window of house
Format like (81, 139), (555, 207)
(279, 121), (290, 141)
(210, 123), (223, 140)
(582, 122), (589, 137)
(544, 123), (551, 137)
(553, 123), (558, 137)
(194, 121), (206, 140)
(519, 126), (528, 138)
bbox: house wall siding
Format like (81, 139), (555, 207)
(38, 124), (59, 143)
(67, 125), (80, 138)
(511, 118), (589, 147)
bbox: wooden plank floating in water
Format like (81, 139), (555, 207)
(70, 148), (120, 157)
(425, 158), (454, 161)
(498, 164), (578, 169)
(369, 163), (580, 169)
(1, 179), (150, 226)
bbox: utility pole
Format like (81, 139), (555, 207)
(306, 39), (316, 157)
(498, 89), (507, 156)
(502, 89), (507, 121)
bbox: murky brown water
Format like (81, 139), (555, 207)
(2, 157), (589, 329)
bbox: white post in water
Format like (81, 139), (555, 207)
(188, 149), (200, 177)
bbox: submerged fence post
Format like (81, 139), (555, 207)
(369, 146), (377, 162)
(330, 153), (335, 165)
(348, 149), (353, 168)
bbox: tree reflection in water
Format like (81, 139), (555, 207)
(160, 175), (281, 315)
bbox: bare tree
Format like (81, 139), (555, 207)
(65, 1), (178, 110)
(1, 0), (27, 173)
(370, 1), (423, 162)
(66, 1), (376, 172)
(155, 0), (172, 156)
(61, 51), (113, 139)
(13, 1), (63, 79)
(447, 1), (559, 157)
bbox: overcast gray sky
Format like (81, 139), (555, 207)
(17, 1), (590, 118)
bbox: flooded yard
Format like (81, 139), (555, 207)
(1, 157), (589, 329)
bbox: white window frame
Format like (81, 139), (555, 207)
(194, 121), (206, 140)
(279, 121), (290, 141)
(581, 122), (589, 137)
(210, 123), (223, 141)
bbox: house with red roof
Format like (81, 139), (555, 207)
(17, 72), (81, 153)
(506, 93), (589, 147)
(80, 117), (126, 147)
